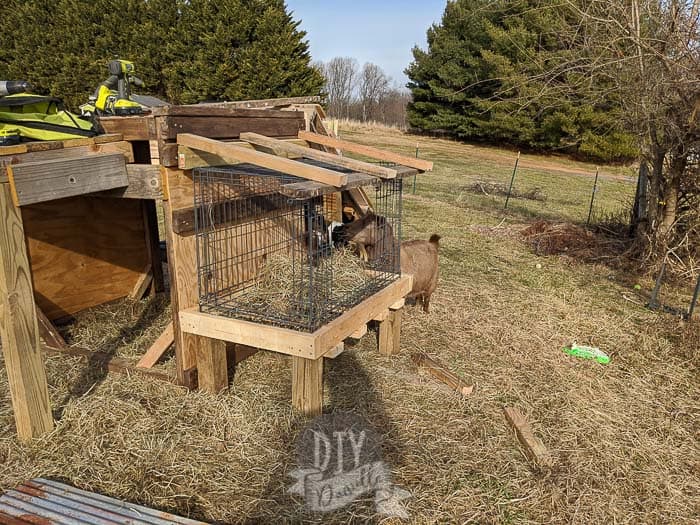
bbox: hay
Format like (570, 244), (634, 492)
(0, 127), (698, 524)
(235, 247), (373, 314)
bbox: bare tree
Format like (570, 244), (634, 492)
(495, 0), (699, 263)
(318, 57), (358, 119)
(358, 62), (391, 122)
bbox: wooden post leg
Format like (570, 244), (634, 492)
(142, 200), (165, 295)
(378, 308), (403, 356)
(292, 356), (324, 416)
(195, 335), (228, 393)
(162, 173), (199, 388)
(0, 185), (53, 440)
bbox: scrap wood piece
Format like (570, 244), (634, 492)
(177, 133), (348, 187)
(412, 352), (474, 396)
(43, 344), (178, 384)
(503, 407), (554, 467)
(240, 132), (398, 178)
(299, 131), (434, 172)
(35, 306), (67, 350)
(137, 322), (174, 369)
(129, 264), (153, 300)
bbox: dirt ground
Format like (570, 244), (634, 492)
(0, 125), (698, 524)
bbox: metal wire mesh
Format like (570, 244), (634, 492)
(194, 165), (402, 332)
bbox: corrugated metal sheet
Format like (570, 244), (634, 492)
(0, 478), (207, 525)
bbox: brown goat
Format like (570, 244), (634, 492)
(341, 213), (440, 312)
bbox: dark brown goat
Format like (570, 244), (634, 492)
(341, 213), (440, 312)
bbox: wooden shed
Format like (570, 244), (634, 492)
(0, 98), (432, 441)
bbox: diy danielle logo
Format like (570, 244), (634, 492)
(288, 412), (410, 518)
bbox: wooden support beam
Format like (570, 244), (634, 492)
(0, 134), (123, 156)
(141, 200), (165, 295)
(195, 335), (228, 394)
(239, 132), (398, 178)
(378, 309), (402, 356)
(180, 275), (413, 359)
(0, 184), (53, 441)
(137, 323), (174, 369)
(324, 343), (345, 359)
(176, 139), (309, 169)
(182, 96), (322, 110)
(348, 324), (368, 340)
(292, 356), (323, 416)
(43, 344), (179, 385)
(162, 171), (200, 388)
(7, 153), (129, 206)
(299, 131), (434, 172)
(503, 407), (554, 468)
(412, 352), (474, 396)
(128, 265), (153, 300)
(35, 306), (67, 350)
(177, 133), (348, 187)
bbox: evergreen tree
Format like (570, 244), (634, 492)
(406, 0), (637, 162)
(0, 0), (322, 109)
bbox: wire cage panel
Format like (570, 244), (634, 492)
(194, 164), (403, 333)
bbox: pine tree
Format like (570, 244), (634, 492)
(0, 0), (322, 109)
(406, 0), (637, 162)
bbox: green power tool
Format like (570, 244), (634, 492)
(81, 59), (144, 117)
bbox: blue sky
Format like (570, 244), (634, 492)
(286, 0), (446, 88)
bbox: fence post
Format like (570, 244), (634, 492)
(688, 274), (700, 321)
(413, 144), (419, 194)
(504, 152), (521, 210)
(648, 260), (666, 310)
(587, 167), (600, 226)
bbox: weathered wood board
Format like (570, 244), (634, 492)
(22, 196), (150, 320)
(8, 154), (128, 206)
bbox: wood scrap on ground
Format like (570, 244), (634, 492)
(503, 406), (555, 468)
(412, 352), (474, 396)
(136, 322), (174, 369)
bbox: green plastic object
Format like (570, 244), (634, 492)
(563, 344), (610, 364)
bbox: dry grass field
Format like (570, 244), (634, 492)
(0, 124), (698, 524)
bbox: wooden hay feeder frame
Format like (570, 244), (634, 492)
(0, 98), (433, 441)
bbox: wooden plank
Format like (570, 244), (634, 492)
(195, 335), (228, 393)
(313, 275), (412, 356)
(95, 164), (163, 200)
(172, 96), (322, 111)
(299, 131), (434, 171)
(278, 171), (377, 199)
(35, 306), (67, 349)
(43, 344), (178, 385)
(412, 352), (474, 396)
(503, 407), (554, 467)
(378, 309), (402, 356)
(177, 134), (347, 187)
(180, 308), (317, 359)
(177, 139), (309, 169)
(0, 184), (53, 441)
(162, 116), (304, 141)
(292, 356), (323, 416)
(23, 197), (149, 321)
(97, 115), (154, 141)
(0, 141), (135, 183)
(151, 106), (303, 118)
(8, 154), (128, 206)
(137, 322), (174, 369)
(128, 265), (153, 300)
(240, 132), (398, 178)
